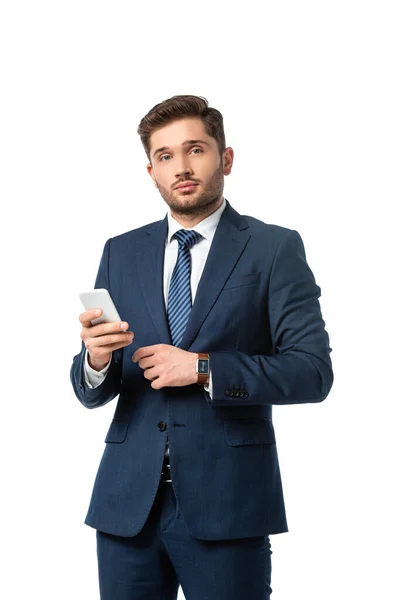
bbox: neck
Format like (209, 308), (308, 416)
(171, 196), (224, 228)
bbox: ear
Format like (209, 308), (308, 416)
(147, 162), (158, 188)
(222, 147), (234, 176)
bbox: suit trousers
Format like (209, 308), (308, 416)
(96, 478), (273, 600)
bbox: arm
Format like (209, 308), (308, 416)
(205, 230), (333, 407)
(70, 238), (123, 409)
(83, 349), (112, 388)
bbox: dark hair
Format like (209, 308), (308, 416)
(137, 94), (226, 162)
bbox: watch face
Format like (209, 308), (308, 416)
(197, 359), (209, 375)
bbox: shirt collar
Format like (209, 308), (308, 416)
(166, 197), (227, 245)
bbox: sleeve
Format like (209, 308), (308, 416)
(205, 229), (333, 407)
(70, 238), (123, 408)
(84, 350), (112, 389)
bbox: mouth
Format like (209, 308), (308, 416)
(175, 183), (198, 193)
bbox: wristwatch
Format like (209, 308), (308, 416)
(196, 353), (210, 384)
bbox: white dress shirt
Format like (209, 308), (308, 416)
(84, 197), (227, 455)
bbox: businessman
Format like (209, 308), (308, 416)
(70, 94), (333, 599)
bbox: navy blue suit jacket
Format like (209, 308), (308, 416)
(70, 199), (333, 540)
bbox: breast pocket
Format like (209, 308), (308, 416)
(222, 272), (260, 291)
(104, 419), (129, 443)
(224, 418), (276, 446)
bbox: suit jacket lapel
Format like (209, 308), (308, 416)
(135, 200), (251, 350)
(180, 201), (250, 350)
(136, 215), (172, 344)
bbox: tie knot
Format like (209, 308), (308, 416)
(174, 229), (202, 249)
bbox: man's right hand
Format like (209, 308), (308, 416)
(79, 309), (135, 371)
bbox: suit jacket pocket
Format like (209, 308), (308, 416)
(224, 418), (276, 446)
(104, 419), (129, 443)
(222, 272), (260, 291)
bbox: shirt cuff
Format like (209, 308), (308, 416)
(203, 369), (213, 399)
(84, 350), (112, 389)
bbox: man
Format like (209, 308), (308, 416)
(70, 94), (333, 599)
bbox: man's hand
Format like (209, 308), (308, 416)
(132, 344), (198, 389)
(79, 309), (134, 371)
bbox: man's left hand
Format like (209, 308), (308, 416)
(132, 344), (198, 389)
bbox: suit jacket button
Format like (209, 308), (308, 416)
(234, 390), (240, 397)
(157, 421), (167, 431)
(225, 390), (231, 396)
(229, 390), (235, 397)
(243, 391), (249, 398)
(239, 391), (245, 398)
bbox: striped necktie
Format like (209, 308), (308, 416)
(167, 229), (202, 346)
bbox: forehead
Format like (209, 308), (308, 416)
(149, 117), (216, 155)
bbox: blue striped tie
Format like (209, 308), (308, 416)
(167, 229), (202, 346)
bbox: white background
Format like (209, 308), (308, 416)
(1, 1), (399, 598)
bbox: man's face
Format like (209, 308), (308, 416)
(147, 117), (233, 219)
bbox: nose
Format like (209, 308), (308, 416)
(175, 159), (193, 180)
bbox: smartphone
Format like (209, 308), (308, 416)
(79, 288), (122, 326)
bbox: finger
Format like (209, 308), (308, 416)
(132, 345), (157, 363)
(87, 337), (134, 359)
(135, 356), (156, 370)
(99, 332), (134, 347)
(142, 366), (159, 380)
(81, 322), (133, 343)
(88, 321), (131, 338)
(86, 332), (134, 349)
(79, 309), (131, 335)
(79, 308), (102, 328)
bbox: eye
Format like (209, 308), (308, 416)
(159, 147), (203, 162)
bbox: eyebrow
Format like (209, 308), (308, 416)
(152, 139), (210, 159)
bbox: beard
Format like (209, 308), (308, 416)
(154, 161), (224, 219)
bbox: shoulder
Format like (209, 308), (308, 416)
(225, 200), (297, 244)
(243, 213), (292, 238)
(240, 213), (303, 253)
(106, 218), (164, 249)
